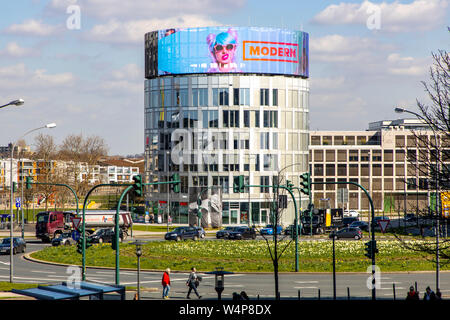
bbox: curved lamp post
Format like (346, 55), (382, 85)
(394, 106), (441, 292)
(9, 122), (56, 282)
(0, 99), (24, 110)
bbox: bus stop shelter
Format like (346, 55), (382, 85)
(12, 281), (126, 300)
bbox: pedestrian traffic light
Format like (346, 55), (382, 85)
(12, 182), (17, 193)
(300, 172), (310, 195)
(86, 237), (93, 249)
(132, 174), (143, 197)
(26, 176), (33, 190)
(171, 173), (180, 193)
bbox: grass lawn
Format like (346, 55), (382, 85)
(30, 239), (449, 273)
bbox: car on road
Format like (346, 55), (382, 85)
(260, 225), (283, 236)
(227, 227), (257, 240)
(349, 221), (369, 232)
(51, 232), (76, 246)
(216, 226), (242, 239)
(329, 227), (363, 240)
(0, 237), (26, 254)
(341, 217), (359, 228)
(165, 226), (200, 241)
(344, 210), (360, 218)
(196, 227), (206, 239)
(284, 224), (302, 235)
(88, 228), (124, 244)
(404, 213), (416, 222)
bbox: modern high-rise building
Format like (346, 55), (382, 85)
(144, 27), (310, 227)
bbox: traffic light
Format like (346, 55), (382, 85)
(86, 237), (93, 249)
(233, 175), (245, 193)
(112, 239), (117, 250)
(132, 174), (143, 196)
(300, 172), (310, 195)
(171, 173), (180, 193)
(364, 240), (378, 259)
(286, 180), (294, 189)
(77, 239), (83, 254)
(26, 176), (33, 190)
(12, 182), (17, 193)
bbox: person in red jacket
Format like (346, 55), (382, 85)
(162, 268), (171, 299)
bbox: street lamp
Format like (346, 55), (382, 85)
(0, 99), (24, 109)
(9, 122), (56, 282)
(394, 106), (441, 291)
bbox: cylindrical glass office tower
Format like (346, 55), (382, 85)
(144, 27), (309, 227)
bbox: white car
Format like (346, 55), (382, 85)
(344, 210), (360, 218)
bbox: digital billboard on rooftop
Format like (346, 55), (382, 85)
(145, 27), (309, 78)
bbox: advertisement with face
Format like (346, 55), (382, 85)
(156, 27), (309, 78)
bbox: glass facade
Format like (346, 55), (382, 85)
(145, 74), (309, 226)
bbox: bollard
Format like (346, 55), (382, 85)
(257, 294), (260, 300)
(347, 287), (350, 300)
(415, 281), (418, 292)
(318, 289), (321, 300)
(393, 283), (396, 301)
(298, 290), (301, 300)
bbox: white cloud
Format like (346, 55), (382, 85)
(312, 0), (448, 32)
(85, 15), (221, 44)
(0, 42), (37, 58)
(3, 19), (60, 36)
(48, 0), (246, 20)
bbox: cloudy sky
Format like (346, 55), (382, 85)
(0, 0), (448, 155)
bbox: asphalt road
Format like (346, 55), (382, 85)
(1, 239), (449, 300)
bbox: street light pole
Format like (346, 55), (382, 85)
(394, 107), (441, 291)
(9, 122), (56, 282)
(0, 99), (24, 109)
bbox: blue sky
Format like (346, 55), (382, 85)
(0, 0), (448, 155)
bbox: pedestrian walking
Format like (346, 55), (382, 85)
(162, 268), (171, 299)
(406, 286), (419, 300)
(186, 267), (202, 299)
(423, 286), (436, 301)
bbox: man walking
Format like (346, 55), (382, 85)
(186, 267), (202, 299)
(162, 268), (171, 299)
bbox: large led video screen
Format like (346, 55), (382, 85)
(148, 27), (309, 78)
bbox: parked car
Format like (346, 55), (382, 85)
(284, 224), (302, 235)
(196, 227), (206, 239)
(344, 210), (360, 218)
(165, 226), (199, 241)
(330, 227), (362, 240)
(260, 225), (283, 236)
(0, 237), (26, 254)
(349, 221), (369, 232)
(404, 213), (416, 222)
(216, 226), (242, 239)
(341, 217), (359, 227)
(51, 232), (76, 246)
(227, 227), (257, 240)
(88, 228), (124, 244)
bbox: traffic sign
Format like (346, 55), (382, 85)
(71, 217), (82, 231)
(71, 230), (81, 242)
(15, 197), (21, 208)
(378, 219), (390, 233)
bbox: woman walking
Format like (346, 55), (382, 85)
(186, 267), (202, 299)
(162, 268), (171, 299)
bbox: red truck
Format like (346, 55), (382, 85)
(35, 210), (132, 243)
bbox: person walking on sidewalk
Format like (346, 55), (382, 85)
(406, 286), (419, 300)
(186, 267), (202, 299)
(162, 268), (171, 299)
(423, 286), (436, 301)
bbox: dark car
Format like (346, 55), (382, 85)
(349, 221), (369, 232)
(228, 227), (257, 240)
(165, 226), (200, 241)
(341, 217), (359, 227)
(195, 227), (206, 239)
(284, 224), (302, 235)
(404, 213), (416, 222)
(329, 227), (362, 240)
(0, 237), (26, 254)
(51, 232), (76, 246)
(216, 226), (241, 239)
(88, 228), (124, 244)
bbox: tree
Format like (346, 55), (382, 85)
(58, 134), (108, 200)
(395, 39), (450, 263)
